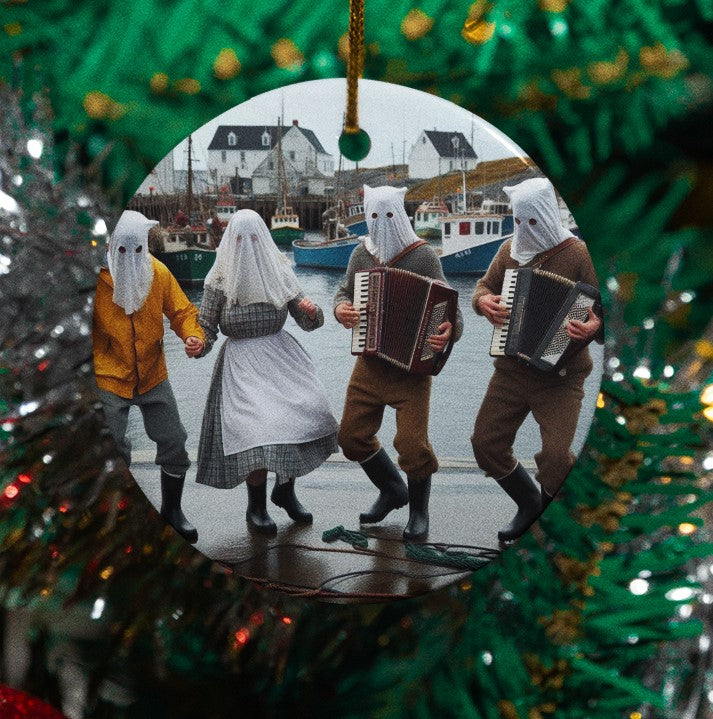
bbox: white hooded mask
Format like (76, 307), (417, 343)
(107, 210), (158, 315)
(204, 208), (302, 308)
(504, 178), (573, 265)
(362, 185), (419, 264)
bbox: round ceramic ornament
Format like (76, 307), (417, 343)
(113, 79), (605, 600)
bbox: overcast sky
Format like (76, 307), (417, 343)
(170, 78), (527, 172)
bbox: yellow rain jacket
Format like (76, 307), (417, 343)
(93, 257), (205, 398)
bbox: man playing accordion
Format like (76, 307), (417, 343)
(472, 177), (603, 543)
(334, 185), (463, 541)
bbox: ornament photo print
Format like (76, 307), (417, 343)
(99, 79), (604, 600)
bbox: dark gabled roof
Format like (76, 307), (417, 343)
(423, 130), (477, 159)
(208, 125), (328, 154)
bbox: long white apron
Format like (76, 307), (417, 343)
(220, 330), (338, 456)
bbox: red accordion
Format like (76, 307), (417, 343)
(351, 267), (458, 375)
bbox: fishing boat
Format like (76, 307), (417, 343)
(434, 154), (513, 274)
(153, 135), (217, 285)
(342, 200), (367, 237)
(438, 200), (513, 275)
(214, 186), (237, 230)
(155, 224), (216, 286)
(271, 206), (304, 245)
(292, 234), (360, 270)
(270, 115), (305, 245)
(438, 199), (513, 275)
(413, 197), (450, 239)
(292, 199), (359, 270)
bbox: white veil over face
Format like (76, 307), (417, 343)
(107, 210), (158, 315)
(362, 185), (419, 263)
(204, 208), (302, 308)
(504, 177), (573, 265)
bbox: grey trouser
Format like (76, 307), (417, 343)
(98, 380), (190, 476)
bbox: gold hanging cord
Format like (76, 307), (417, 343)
(344, 0), (365, 134)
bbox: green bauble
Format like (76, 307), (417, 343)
(338, 128), (371, 161)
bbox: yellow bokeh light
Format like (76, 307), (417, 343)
(213, 48), (241, 80)
(401, 9), (434, 41)
(271, 38), (304, 69)
(462, 19), (496, 45)
(100, 566), (115, 580)
(596, 393), (605, 409)
(149, 73), (169, 93)
(700, 384), (713, 406)
(678, 523), (697, 535)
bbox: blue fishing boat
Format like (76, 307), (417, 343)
(438, 200), (513, 275)
(292, 235), (361, 270)
(343, 201), (367, 237)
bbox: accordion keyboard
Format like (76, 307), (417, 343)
(489, 268), (518, 356)
(351, 271), (370, 353)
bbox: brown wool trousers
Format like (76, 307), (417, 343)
(471, 362), (587, 496)
(338, 356), (438, 479)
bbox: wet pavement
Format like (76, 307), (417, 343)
(130, 451), (534, 602)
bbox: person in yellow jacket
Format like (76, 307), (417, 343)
(93, 210), (205, 543)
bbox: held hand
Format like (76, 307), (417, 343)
(478, 294), (509, 326)
(428, 321), (452, 353)
(566, 307), (602, 341)
(298, 296), (318, 320)
(184, 336), (204, 358)
(335, 301), (361, 329)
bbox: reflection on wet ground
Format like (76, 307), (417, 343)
(132, 455), (531, 602)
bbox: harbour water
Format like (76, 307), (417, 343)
(127, 239), (604, 465)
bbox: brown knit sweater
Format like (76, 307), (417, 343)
(472, 238), (603, 376)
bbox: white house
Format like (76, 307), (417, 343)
(206, 120), (334, 194)
(135, 151), (175, 195)
(252, 148), (328, 196)
(408, 130), (478, 180)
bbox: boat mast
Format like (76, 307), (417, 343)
(275, 107), (288, 215)
(461, 149), (467, 213)
(186, 134), (193, 222)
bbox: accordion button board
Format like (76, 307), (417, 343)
(351, 266), (459, 375)
(489, 267), (599, 372)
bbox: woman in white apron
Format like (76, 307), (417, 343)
(196, 209), (338, 535)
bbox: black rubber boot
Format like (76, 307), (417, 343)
(159, 470), (198, 544)
(271, 476), (313, 524)
(496, 463), (543, 542)
(246, 480), (277, 535)
(403, 475), (431, 541)
(359, 448), (409, 524)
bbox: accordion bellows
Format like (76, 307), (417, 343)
(352, 267), (459, 375)
(490, 267), (599, 372)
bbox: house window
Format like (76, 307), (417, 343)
(221, 151), (226, 162)
(289, 151), (296, 161)
(227, 132), (236, 146)
(459, 222), (470, 236)
(262, 130), (270, 147)
(422, 136), (426, 143)
(240, 151), (245, 162)
(268, 160), (274, 170)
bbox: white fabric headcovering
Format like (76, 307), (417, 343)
(362, 185), (419, 264)
(107, 210), (158, 315)
(504, 177), (573, 265)
(204, 208), (302, 308)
